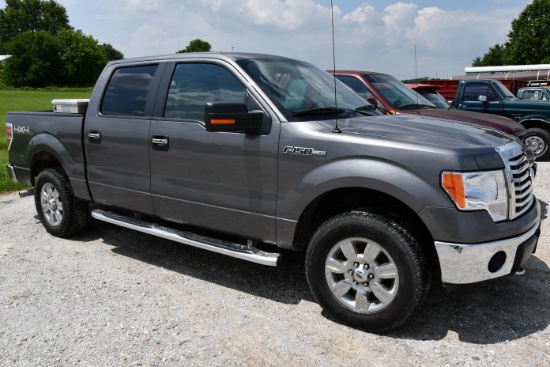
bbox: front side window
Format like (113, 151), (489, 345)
(164, 63), (246, 121)
(462, 83), (497, 102)
(101, 65), (158, 116)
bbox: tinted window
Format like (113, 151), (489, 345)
(335, 76), (373, 99)
(101, 65), (158, 116)
(164, 63), (246, 121)
(462, 83), (497, 102)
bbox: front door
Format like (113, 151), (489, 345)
(150, 62), (279, 241)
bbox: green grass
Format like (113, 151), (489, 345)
(1, 88), (93, 194)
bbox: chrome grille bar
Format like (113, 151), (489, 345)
(496, 142), (534, 220)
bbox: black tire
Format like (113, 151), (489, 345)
(305, 210), (431, 332)
(524, 127), (550, 161)
(34, 168), (89, 238)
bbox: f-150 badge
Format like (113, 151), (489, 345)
(283, 146), (326, 156)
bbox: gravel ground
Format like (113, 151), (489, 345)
(1, 163), (549, 367)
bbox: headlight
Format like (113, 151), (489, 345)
(441, 170), (509, 222)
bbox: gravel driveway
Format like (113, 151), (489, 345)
(1, 163), (549, 367)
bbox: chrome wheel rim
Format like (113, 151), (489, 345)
(40, 183), (64, 226)
(525, 135), (545, 156)
(325, 237), (399, 314)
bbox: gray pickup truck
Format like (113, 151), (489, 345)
(5, 52), (541, 332)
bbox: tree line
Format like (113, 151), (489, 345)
(0, 0), (124, 87)
(473, 0), (550, 66)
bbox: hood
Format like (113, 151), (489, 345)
(412, 108), (525, 136)
(318, 113), (514, 151)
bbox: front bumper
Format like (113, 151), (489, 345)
(434, 200), (541, 285)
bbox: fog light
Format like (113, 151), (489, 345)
(488, 251), (507, 273)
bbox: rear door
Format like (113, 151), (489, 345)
(84, 63), (164, 214)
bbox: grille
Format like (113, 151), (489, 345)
(496, 142), (534, 220)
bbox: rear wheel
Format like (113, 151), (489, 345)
(35, 168), (89, 237)
(305, 210), (431, 332)
(524, 127), (550, 161)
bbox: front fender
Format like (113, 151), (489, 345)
(277, 158), (452, 221)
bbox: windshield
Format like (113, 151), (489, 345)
(236, 58), (378, 121)
(364, 74), (437, 110)
(493, 81), (517, 100)
(417, 90), (452, 108)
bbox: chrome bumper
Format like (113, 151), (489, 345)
(434, 201), (541, 285)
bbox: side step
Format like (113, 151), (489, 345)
(91, 209), (280, 266)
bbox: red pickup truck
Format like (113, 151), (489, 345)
(330, 70), (526, 141)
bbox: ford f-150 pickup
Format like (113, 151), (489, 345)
(5, 52), (541, 332)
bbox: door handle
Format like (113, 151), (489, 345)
(88, 131), (101, 144)
(152, 138), (168, 145)
(151, 135), (169, 151)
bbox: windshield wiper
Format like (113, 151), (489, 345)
(292, 107), (345, 117)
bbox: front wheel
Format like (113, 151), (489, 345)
(305, 210), (431, 332)
(524, 127), (550, 161)
(34, 168), (89, 237)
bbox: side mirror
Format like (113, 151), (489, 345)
(478, 95), (488, 103)
(205, 102), (263, 134)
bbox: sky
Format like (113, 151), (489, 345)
(0, 0), (534, 80)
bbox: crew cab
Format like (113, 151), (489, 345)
(5, 53), (541, 332)
(453, 79), (550, 160)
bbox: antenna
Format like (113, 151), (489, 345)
(330, 0), (341, 133)
(415, 43), (420, 115)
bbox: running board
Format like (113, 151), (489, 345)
(91, 209), (280, 266)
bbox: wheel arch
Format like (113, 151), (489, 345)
(26, 133), (90, 200)
(520, 118), (550, 131)
(291, 187), (438, 270)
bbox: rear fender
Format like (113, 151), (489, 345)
(26, 133), (90, 200)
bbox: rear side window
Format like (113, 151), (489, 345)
(101, 65), (158, 116)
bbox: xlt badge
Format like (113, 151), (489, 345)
(283, 146), (326, 156)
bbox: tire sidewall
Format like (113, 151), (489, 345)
(35, 169), (72, 236)
(524, 128), (550, 160)
(306, 212), (426, 332)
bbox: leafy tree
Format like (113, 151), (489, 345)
(58, 29), (109, 87)
(3, 30), (63, 87)
(0, 61), (5, 87)
(504, 0), (550, 65)
(4, 28), (116, 87)
(101, 43), (124, 61)
(177, 39), (211, 53)
(472, 44), (506, 66)
(473, 0), (550, 66)
(0, 0), (71, 53)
